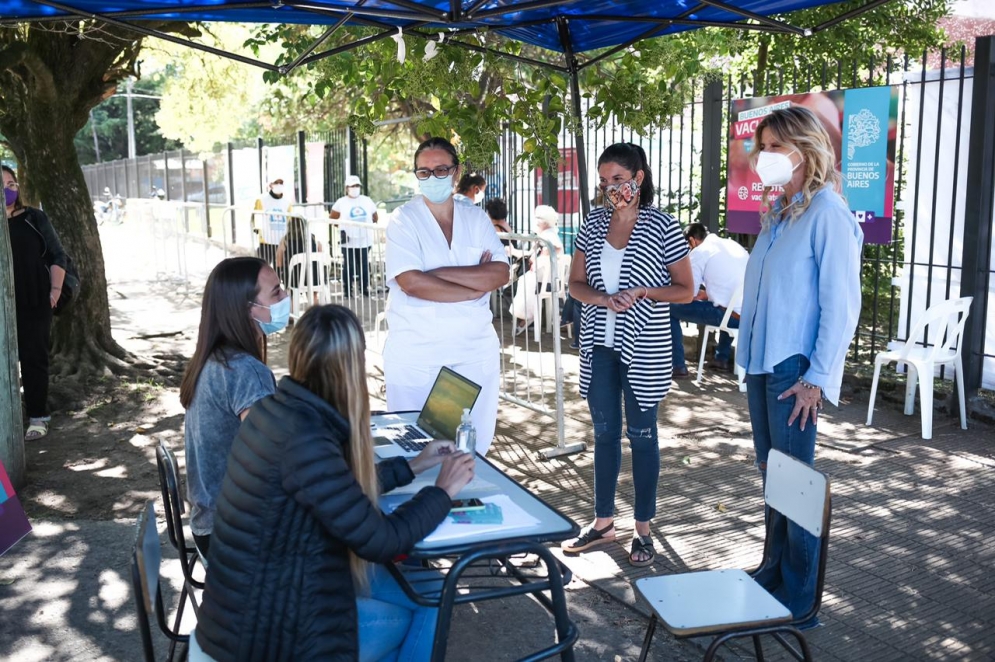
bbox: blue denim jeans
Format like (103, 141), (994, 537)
(745, 354), (820, 621)
(669, 300), (739, 370)
(357, 564), (441, 662)
(587, 346), (660, 522)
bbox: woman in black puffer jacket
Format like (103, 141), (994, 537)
(190, 305), (475, 662)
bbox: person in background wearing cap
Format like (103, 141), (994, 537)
(453, 173), (486, 206)
(510, 205), (563, 335)
(330, 175), (378, 298)
(253, 178), (296, 268)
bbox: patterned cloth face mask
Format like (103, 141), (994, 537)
(602, 179), (639, 211)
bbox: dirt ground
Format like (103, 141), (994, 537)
(4, 223), (699, 662)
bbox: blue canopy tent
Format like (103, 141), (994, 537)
(0, 0), (904, 481)
(0, 0), (897, 213)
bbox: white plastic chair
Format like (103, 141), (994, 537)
(866, 295), (972, 440)
(287, 252), (333, 317)
(694, 283), (746, 392)
(536, 253), (570, 341)
(634, 449), (829, 662)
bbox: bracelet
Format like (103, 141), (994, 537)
(797, 377), (820, 390)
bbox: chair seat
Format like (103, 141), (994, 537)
(875, 346), (959, 366)
(635, 569), (792, 637)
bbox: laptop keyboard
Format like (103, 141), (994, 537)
(379, 425), (431, 452)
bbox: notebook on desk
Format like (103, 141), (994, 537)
(372, 367), (482, 459)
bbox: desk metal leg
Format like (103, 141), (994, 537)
(429, 541), (577, 662)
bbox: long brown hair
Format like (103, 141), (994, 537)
(287, 305), (377, 592)
(179, 257), (267, 409)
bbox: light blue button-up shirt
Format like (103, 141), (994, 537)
(736, 187), (863, 405)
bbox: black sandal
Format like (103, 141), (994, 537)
(561, 523), (615, 554)
(629, 535), (656, 567)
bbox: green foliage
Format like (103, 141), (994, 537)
(75, 74), (181, 165)
(246, 0), (951, 173)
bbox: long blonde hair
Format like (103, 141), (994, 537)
(287, 305), (377, 592)
(750, 106), (843, 228)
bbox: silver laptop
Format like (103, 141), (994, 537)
(373, 367), (482, 458)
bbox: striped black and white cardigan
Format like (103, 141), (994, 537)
(576, 205), (690, 411)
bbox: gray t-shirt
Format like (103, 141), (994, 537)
(184, 351), (275, 536)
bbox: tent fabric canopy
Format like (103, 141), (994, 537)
(1, 0), (886, 56)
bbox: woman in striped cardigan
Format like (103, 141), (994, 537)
(561, 143), (694, 567)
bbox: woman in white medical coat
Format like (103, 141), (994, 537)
(384, 137), (510, 455)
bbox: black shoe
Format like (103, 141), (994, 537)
(562, 523), (616, 554)
(707, 358), (734, 373)
(672, 367), (691, 379)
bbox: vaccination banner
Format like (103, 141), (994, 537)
(726, 87), (898, 244)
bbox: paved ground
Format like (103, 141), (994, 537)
(2, 222), (994, 661)
(483, 366), (995, 661)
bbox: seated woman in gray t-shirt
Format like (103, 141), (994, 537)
(179, 257), (290, 554)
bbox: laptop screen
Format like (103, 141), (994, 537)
(416, 367), (482, 440)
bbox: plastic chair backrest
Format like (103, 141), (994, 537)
(764, 450), (830, 538)
(132, 500), (163, 662)
(287, 252), (332, 288)
(897, 296), (973, 362)
(134, 500), (161, 619)
(155, 442), (184, 551)
(718, 282), (744, 331)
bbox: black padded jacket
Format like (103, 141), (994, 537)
(194, 376), (452, 661)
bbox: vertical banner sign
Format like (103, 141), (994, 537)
(726, 88), (898, 244)
(0, 459), (31, 556)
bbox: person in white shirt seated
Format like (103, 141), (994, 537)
(670, 223), (749, 378)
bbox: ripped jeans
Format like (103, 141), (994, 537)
(587, 346), (661, 522)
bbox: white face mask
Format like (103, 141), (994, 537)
(347, 186), (360, 198)
(473, 190), (485, 204)
(271, 185), (284, 196)
(755, 150), (801, 188)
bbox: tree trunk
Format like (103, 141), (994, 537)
(0, 202), (25, 488)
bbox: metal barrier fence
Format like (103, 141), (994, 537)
(114, 200), (577, 456)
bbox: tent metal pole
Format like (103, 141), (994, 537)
(556, 19), (590, 221)
(693, 0), (808, 36)
(569, 14), (799, 34)
(809, 0), (897, 34)
(283, 16), (353, 74)
(533, 16), (589, 461)
(405, 31), (570, 72)
(474, 0), (575, 21)
(287, 1), (442, 22)
(30, 0), (282, 72)
(577, 25), (670, 72)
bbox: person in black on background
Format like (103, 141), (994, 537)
(3, 165), (67, 442)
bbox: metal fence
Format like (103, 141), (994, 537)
(84, 40), (995, 393)
(112, 199), (577, 455)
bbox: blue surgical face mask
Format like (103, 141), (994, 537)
(419, 175), (454, 204)
(252, 295), (291, 335)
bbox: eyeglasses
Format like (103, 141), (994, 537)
(413, 164), (458, 181)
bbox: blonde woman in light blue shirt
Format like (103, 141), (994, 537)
(737, 106), (862, 627)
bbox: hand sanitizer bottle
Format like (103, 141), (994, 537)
(455, 408), (476, 455)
